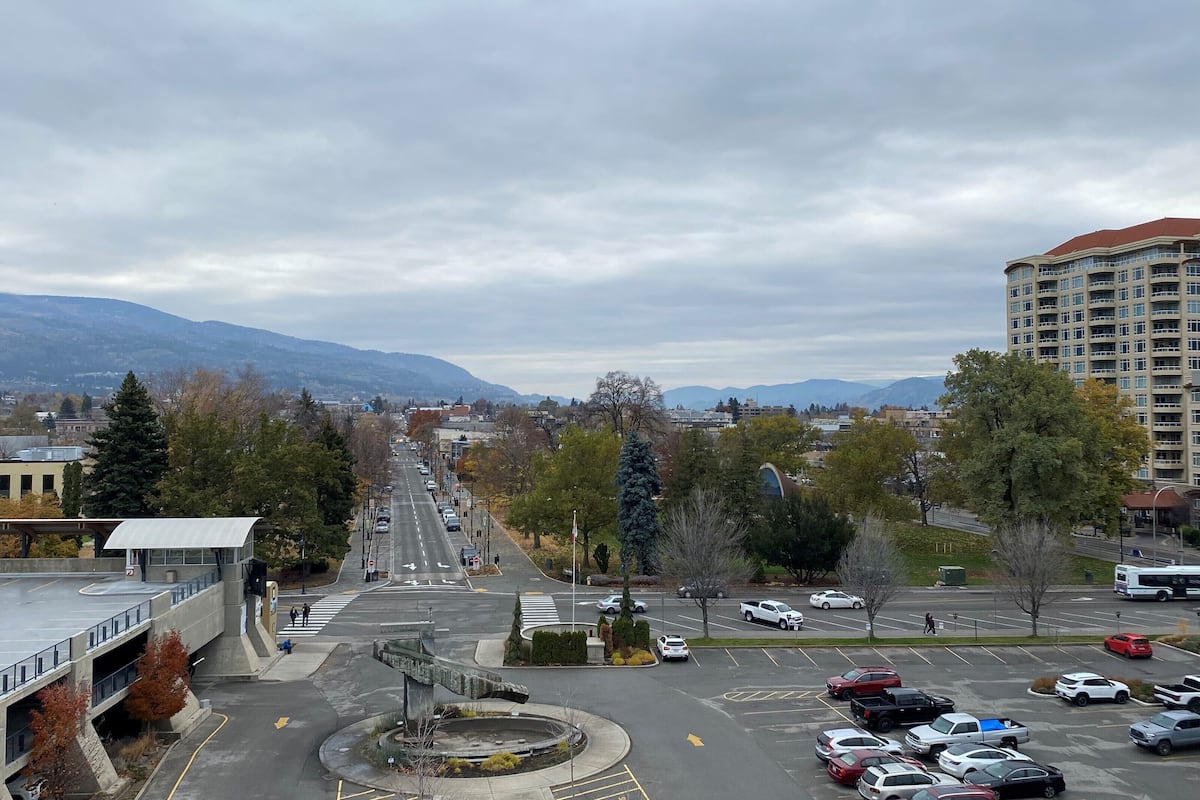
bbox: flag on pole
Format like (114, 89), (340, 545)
(572, 513), (578, 543)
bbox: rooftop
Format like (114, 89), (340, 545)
(1046, 217), (1200, 257)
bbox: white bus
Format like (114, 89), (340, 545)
(1114, 564), (1200, 601)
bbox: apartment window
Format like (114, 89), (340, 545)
(1120, 359), (1131, 372)
(1119, 306), (1129, 319)
(1023, 332), (1034, 344)
(1133, 266), (1145, 280)
(1023, 300), (1033, 312)
(1074, 344), (1085, 356)
(1133, 303), (1145, 317)
(1120, 377), (1131, 389)
(1073, 292), (1085, 306)
(1119, 288), (1129, 301)
(1193, 431), (1200, 445)
(1189, 264), (1200, 277)
(1024, 348), (1034, 358)
(1120, 342), (1131, 354)
(1119, 324), (1130, 336)
(1135, 375), (1148, 388)
(1118, 269), (1129, 283)
(1134, 358), (1147, 371)
(19, 475), (32, 497)
(1059, 279), (1070, 292)
(1073, 310), (1085, 322)
(1074, 361), (1086, 374)
(1135, 394), (1148, 407)
(41, 475), (54, 493)
(1010, 301), (1021, 314)
(1012, 318), (1020, 329)
(1194, 390), (1200, 403)
(1134, 340), (1146, 353)
(1189, 301), (1200, 314)
(1072, 275), (1084, 289)
(1061, 345), (1071, 357)
(0, 475), (8, 499)
(1061, 312), (1071, 324)
(1012, 334), (1020, 346)
(1133, 285), (1145, 298)
(1023, 283), (1033, 295)
(1061, 330), (1071, 341)
(1134, 321), (1146, 334)
(1011, 286), (1020, 297)
(1189, 338), (1200, 351)
(1193, 410), (1200, 424)
(1074, 327), (1085, 339)
(1023, 316), (1033, 328)
(1189, 283), (1200, 296)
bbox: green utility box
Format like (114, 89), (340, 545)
(938, 565), (967, 586)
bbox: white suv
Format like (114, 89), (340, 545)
(857, 763), (955, 799)
(1054, 671), (1130, 706)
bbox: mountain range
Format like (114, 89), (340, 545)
(0, 293), (947, 408)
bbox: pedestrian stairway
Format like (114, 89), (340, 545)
(279, 594), (357, 637)
(519, 594), (560, 626)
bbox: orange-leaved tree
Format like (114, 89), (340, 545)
(125, 631), (191, 732)
(27, 681), (91, 800)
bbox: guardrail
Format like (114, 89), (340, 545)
(86, 599), (153, 651)
(0, 640), (70, 698)
(92, 657), (140, 707)
(170, 568), (220, 605)
(4, 724), (31, 765)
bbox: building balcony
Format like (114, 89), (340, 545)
(1153, 365), (1183, 375)
(1038, 285), (1058, 295)
(1038, 320), (1059, 329)
(1151, 326), (1181, 337)
(1152, 290), (1180, 298)
(1089, 279), (1115, 288)
(1090, 314), (1116, 323)
(1153, 402), (1183, 409)
(1153, 345), (1182, 354)
(1090, 367), (1117, 375)
(1038, 302), (1059, 311)
(1151, 269), (1180, 281)
(1154, 459), (1184, 467)
(1089, 295), (1116, 306)
(1154, 382), (1182, 390)
(1153, 421), (1183, 430)
(1152, 308), (1181, 317)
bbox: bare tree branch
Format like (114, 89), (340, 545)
(990, 518), (1070, 637)
(835, 513), (906, 642)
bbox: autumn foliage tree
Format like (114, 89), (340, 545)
(28, 681), (91, 800)
(125, 631), (191, 731)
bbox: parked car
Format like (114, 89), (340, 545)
(1104, 632), (1153, 658)
(596, 594), (647, 613)
(935, 743), (1031, 779)
(827, 666), (903, 700)
(1053, 672), (1129, 706)
(815, 727), (904, 763)
(740, 600), (803, 629)
(376, 507), (391, 521)
(1129, 709), (1200, 755)
(677, 581), (728, 599)
(656, 635), (689, 661)
(810, 589), (865, 609)
(1153, 674), (1200, 712)
(904, 714), (1030, 757)
(964, 761), (1066, 798)
(374, 519), (389, 533)
(857, 763), (957, 799)
(825, 747), (925, 786)
(851, 687), (956, 732)
(911, 787), (997, 800)
(5, 778), (44, 800)
(444, 516), (461, 532)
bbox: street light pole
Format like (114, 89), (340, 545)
(300, 534), (307, 596)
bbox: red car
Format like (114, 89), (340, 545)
(1104, 632), (1153, 658)
(826, 666), (902, 699)
(826, 748), (924, 786)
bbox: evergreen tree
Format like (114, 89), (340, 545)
(662, 427), (719, 515)
(292, 388), (322, 438)
(58, 396), (77, 418)
(313, 416), (357, 526)
(615, 431), (662, 575)
(504, 595), (524, 665)
(60, 462), (83, 518)
(83, 372), (168, 549)
(81, 393), (93, 414)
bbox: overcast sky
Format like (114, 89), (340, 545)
(3, 1), (1199, 399)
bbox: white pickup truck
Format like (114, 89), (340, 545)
(1154, 675), (1200, 712)
(904, 712), (1031, 756)
(739, 600), (803, 629)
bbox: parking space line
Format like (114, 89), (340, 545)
(725, 648), (740, 667)
(793, 648), (818, 667)
(1017, 646), (1047, 663)
(681, 615), (739, 631)
(763, 648), (781, 667)
(834, 647), (855, 664)
(942, 646), (970, 664)
(690, 651), (701, 667)
(908, 647), (932, 665)
(872, 647), (894, 664)
(978, 646), (1006, 663)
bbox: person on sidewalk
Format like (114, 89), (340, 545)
(924, 612), (936, 635)
(289, 606), (298, 626)
(302, 603), (311, 626)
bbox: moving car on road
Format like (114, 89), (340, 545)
(935, 743), (1031, 779)
(596, 595), (647, 613)
(856, 763), (957, 799)
(964, 761), (1066, 798)
(677, 581), (728, 599)
(825, 748), (925, 786)
(740, 599), (803, 629)
(810, 589), (865, 609)
(656, 635), (689, 661)
(1053, 672), (1129, 706)
(827, 666), (903, 700)
(815, 727), (903, 763)
(1104, 632), (1153, 658)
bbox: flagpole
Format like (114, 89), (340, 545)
(571, 510), (577, 631)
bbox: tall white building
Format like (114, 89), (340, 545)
(1005, 218), (1200, 486)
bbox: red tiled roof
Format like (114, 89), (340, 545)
(1046, 217), (1200, 256)
(1121, 489), (1190, 511)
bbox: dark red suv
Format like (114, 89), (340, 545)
(826, 666), (902, 699)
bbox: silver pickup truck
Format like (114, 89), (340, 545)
(905, 712), (1031, 756)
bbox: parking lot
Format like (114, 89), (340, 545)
(661, 643), (1200, 800)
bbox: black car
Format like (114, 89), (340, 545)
(966, 760), (1065, 798)
(677, 582), (728, 599)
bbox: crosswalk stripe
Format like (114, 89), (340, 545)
(278, 595), (357, 637)
(520, 595), (560, 626)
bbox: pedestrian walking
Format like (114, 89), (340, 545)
(289, 606), (298, 626)
(924, 612), (936, 635)
(302, 603), (311, 626)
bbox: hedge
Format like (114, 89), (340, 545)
(531, 630), (587, 665)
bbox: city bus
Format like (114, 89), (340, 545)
(1114, 564), (1200, 601)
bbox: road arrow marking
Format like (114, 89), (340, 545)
(437, 562), (450, 569)
(406, 580), (419, 586)
(687, 733), (704, 747)
(274, 717), (289, 729)
(403, 563), (417, 571)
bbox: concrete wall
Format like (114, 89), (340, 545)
(0, 557), (124, 574)
(151, 586), (223, 654)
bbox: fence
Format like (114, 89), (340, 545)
(86, 599), (153, 652)
(170, 568), (220, 605)
(0, 640), (71, 698)
(4, 724), (31, 765)
(92, 657), (141, 707)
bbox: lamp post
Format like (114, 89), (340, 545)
(300, 534), (307, 595)
(1151, 484), (1191, 565)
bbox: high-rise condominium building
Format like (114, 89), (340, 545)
(1004, 218), (1200, 486)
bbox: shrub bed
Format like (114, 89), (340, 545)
(531, 630), (587, 665)
(1029, 675), (1156, 702)
(1157, 634), (1200, 654)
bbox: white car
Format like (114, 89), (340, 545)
(1054, 671), (1130, 706)
(656, 635), (689, 661)
(595, 594), (647, 613)
(810, 590), (865, 610)
(815, 727), (904, 762)
(935, 742), (1031, 778)
(856, 763), (957, 799)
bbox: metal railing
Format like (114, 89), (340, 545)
(171, 568), (220, 605)
(92, 657), (141, 707)
(5, 724), (32, 765)
(0, 640), (70, 698)
(86, 599), (153, 652)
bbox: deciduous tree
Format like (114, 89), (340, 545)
(817, 414), (916, 520)
(835, 513), (904, 642)
(125, 631), (191, 730)
(751, 494), (854, 584)
(1076, 378), (1149, 536)
(661, 427), (720, 515)
(615, 432), (662, 575)
(990, 519), (1071, 637)
(27, 681), (90, 800)
(586, 371), (665, 437)
(659, 489), (752, 639)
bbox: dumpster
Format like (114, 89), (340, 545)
(938, 565), (967, 586)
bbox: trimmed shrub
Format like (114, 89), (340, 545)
(627, 574), (660, 586)
(632, 619), (651, 650)
(587, 574), (615, 586)
(612, 617), (634, 650)
(1030, 676), (1055, 694)
(599, 621), (613, 658)
(626, 649), (656, 666)
(612, 654), (626, 666)
(446, 757), (471, 775)
(480, 752), (521, 773)
(530, 630), (587, 665)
